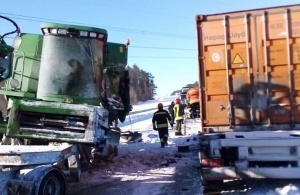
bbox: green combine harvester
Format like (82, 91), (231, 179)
(0, 15), (131, 195)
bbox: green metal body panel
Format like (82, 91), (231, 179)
(0, 34), (43, 98)
(6, 98), (109, 144)
(104, 42), (128, 97)
(106, 42), (128, 67)
(0, 90), (35, 98)
(0, 43), (14, 53)
(0, 121), (7, 134)
(36, 93), (101, 105)
(103, 42), (130, 122)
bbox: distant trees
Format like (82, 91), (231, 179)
(127, 64), (198, 104)
(128, 64), (157, 104)
(188, 82), (199, 89)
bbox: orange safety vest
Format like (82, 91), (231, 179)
(186, 88), (199, 104)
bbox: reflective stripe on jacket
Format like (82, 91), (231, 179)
(173, 104), (184, 120)
(152, 109), (171, 129)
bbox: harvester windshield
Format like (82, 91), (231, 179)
(37, 23), (108, 105)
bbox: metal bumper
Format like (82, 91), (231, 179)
(201, 167), (237, 181)
(0, 144), (76, 166)
(202, 166), (300, 181)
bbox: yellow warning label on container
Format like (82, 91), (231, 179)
(232, 53), (244, 64)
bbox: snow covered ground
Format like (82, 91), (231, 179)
(67, 95), (300, 195)
(131, 95), (177, 112)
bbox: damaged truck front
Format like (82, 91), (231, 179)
(196, 3), (300, 188)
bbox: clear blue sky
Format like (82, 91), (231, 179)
(1, 0), (299, 96)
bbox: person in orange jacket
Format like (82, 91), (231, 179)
(186, 87), (200, 118)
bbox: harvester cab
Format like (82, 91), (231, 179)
(0, 17), (131, 160)
(0, 15), (132, 195)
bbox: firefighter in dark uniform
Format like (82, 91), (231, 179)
(152, 103), (172, 148)
(168, 101), (175, 127)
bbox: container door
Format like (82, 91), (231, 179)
(197, 5), (300, 130)
(199, 17), (252, 126)
(258, 10), (300, 126)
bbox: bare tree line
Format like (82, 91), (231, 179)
(127, 65), (199, 104)
(128, 64), (157, 104)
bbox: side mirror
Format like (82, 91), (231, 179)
(0, 43), (13, 81)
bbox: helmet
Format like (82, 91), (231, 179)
(158, 103), (163, 109)
(175, 98), (181, 104)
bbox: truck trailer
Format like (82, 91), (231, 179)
(196, 3), (300, 188)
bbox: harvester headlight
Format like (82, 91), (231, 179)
(90, 32), (97, 38)
(10, 79), (19, 89)
(98, 34), (105, 39)
(50, 28), (58, 34)
(58, 29), (67, 35)
(42, 28), (49, 34)
(80, 31), (88, 37)
(64, 97), (73, 104)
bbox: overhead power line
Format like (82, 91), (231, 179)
(130, 45), (195, 51)
(0, 12), (195, 39)
(4, 36), (196, 51)
(65, 0), (185, 19)
(0, 12), (197, 59)
(129, 56), (195, 59)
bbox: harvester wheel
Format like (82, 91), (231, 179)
(37, 169), (66, 195)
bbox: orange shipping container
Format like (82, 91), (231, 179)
(196, 4), (300, 133)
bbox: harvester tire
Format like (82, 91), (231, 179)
(37, 169), (66, 195)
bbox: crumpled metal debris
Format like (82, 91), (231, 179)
(121, 131), (142, 142)
(160, 158), (177, 167)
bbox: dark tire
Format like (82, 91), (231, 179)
(37, 169), (66, 195)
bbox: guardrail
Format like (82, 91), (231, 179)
(128, 106), (169, 115)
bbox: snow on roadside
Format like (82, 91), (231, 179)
(132, 95), (178, 112)
(68, 94), (300, 195)
(68, 118), (202, 195)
